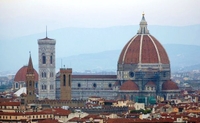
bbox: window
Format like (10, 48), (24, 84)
(78, 83), (81, 88)
(29, 92), (32, 95)
(29, 81), (32, 87)
(108, 83), (112, 88)
(50, 54), (53, 64)
(63, 74), (66, 86)
(42, 72), (46, 78)
(163, 72), (166, 77)
(35, 82), (38, 89)
(50, 85), (54, 90)
(131, 95), (134, 100)
(42, 53), (46, 64)
(16, 83), (18, 88)
(69, 74), (71, 86)
(124, 95), (126, 100)
(93, 83), (97, 88)
(50, 72), (54, 77)
(42, 85), (47, 90)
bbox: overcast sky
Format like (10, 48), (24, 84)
(0, 0), (200, 39)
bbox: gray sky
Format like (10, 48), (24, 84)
(0, 0), (200, 39)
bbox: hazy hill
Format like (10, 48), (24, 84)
(58, 44), (200, 72)
(0, 25), (200, 73)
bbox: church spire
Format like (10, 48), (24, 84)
(137, 13), (149, 34)
(27, 52), (34, 74)
(46, 26), (47, 38)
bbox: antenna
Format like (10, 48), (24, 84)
(46, 26), (47, 38)
(61, 59), (62, 68)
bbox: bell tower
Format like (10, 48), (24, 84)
(26, 54), (36, 103)
(60, 68), (72, 100)
(38, 30), (56, 99)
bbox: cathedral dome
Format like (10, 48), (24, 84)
(145, 81), (156, 87)
(162, 80), (179, 90)
(118, 14), (169, 65)
(14, 66), (38, 82)
(120, 80), (139, 90)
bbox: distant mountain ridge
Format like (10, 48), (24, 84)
(0, 25), (200, 72)
(57, 44), (200, 72)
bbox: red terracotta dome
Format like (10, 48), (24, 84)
(162, 80), (179, 90)
(120, 80), (139, 90)
(118, 14), (169, 65)
(145, 81), (156, 87)
(14, 66), (38, 82)
(118, 35), (169, 64)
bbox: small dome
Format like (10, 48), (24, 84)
(162, 80), (179, 90)
(120, 80), (139, 90)
(14, 66), (38, 82)
(145, 81), (156, 87)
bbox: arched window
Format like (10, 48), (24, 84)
(50, 72), (54, 77)
(29, 81), (32, 87)
(50, 53), (53, 64)
(15, 83), (18, 88)
(69, 74), (71, 86)
(42, 53), (46, 64)
(124, 95), (126, 100)
(108, 83), (112, 88)
(41, 85), (47, 90)
(44, 72), (46, 78)
(50, 85), (54, 90)
(131, 95), (134, 100)
(42, 72), (44, 77)
(63, 74), (66, 86)
(35, 82), (38, 89)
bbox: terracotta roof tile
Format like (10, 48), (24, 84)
(38, 119), (60, 123)
(145, 81), (156, 86)
(14, 66), (38, 82)
(162, 80), (179, 90)
(118, 35), (170, 64)
(120, 80), (139, 91)
(0, 102), (20, 106)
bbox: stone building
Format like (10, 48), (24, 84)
(26, 54), (37, 103)
(60, 68), (72, 100)
(38, 35), (56, 99)
(55, 14), (179, 102)
(56, 74), (118, 100)
(117, 13), (180, 101)
(14, 14), (179, 103)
